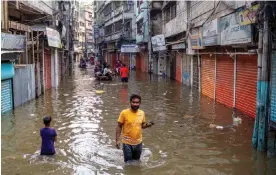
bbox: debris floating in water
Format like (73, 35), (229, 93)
(95, 90), (105, 94)
(63, 94), (69, 96)
(233, 117), (242, 126)
(209, 124), (217, 128)
(30, 114), (35, 117)
(168, 131), (172, 133)
(209, 124), (224, 130)
(174, 121), (178, 123)
(183, 115), (194, 119)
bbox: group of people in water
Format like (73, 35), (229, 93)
(94, 60), (129, 82)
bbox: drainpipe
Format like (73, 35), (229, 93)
(233, 49), (237, 108)
(198, 50), (201, 93)
(214, 53), (217, 100)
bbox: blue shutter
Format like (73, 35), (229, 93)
(271, 52), (276, 122)
(1, 79), (13, 114)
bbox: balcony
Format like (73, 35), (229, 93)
(105, 12), (134, 27)
(151, 1), (162, 9)
(20, 1), (54, 15)
(105, 31), (122, 42)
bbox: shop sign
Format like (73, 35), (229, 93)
(172, 42), (186, 50)
(219, 13), (252, 45)
(46, 27), (61, 48)
(190, 27), (204, 49)
(121, 44), (140, 53)
(151, 34), (166, 52)
(203, 18), (219, 46)
(1, 33), (25, 50)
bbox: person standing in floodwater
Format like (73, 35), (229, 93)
(40, 116), (57, 155)
(116, 94), (154, 162)
(120, 64), (129, 83)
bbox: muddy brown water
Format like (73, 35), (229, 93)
(2, 65), (276, 175)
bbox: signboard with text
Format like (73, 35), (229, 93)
(121, 44), (140, 53)
(151, 34), (166, 52)
(1, 33), (25, 50)
(46, 27), (61, 48)
(203, 18), (219, 46)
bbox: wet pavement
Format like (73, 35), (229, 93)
(2, 64), (276, 175)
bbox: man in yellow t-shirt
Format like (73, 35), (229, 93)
(116, 94), (154, 162)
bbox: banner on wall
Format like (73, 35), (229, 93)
(203, 18), (219, 46)
(219, 4), (259, 46)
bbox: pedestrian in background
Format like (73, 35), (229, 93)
(120, 64), (129, 83)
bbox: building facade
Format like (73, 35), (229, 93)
(95, 0), (136, 67)
(1, 0), (72, 113)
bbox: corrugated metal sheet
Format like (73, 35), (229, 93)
(182, 54), (191, 86)
(201, 55), (215, 99)
(236, 55), (257, 118)
(176, 52), (182, 83)
(270, 52), (276, 122)
(13, 64), (36, 107)
(192, 56), (199, 89)
(44, 49), (51, 90)
(1, 79), (13, 113)
(216, 55), (234, 107)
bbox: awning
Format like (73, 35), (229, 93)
(1, 63), (14, 80)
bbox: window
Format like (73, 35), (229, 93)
(114, 21), (122, 32)
(163, 2), (177, 23)
(88, 22), (92, 26)
(137, 19), (143, 35)
(89, 14), (92, 18)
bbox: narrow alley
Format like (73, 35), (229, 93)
(2, 65), (276, 175)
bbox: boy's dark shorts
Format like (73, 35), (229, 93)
(123, 143), (142, 162)
(121, 77), (128, 82)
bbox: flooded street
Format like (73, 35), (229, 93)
(2, 65), (276, 175)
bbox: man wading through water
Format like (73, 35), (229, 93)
(116, 94), (154, 162)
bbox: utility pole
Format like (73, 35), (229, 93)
(147, 1), (152, 74)
(253, 1), (271, 152)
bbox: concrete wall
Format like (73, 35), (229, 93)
(51, 49), (59, 88)
(190, 1), (235, 27)
(13, 64), (36, 107)
(163, 1), (188, 37)
(21, 1), (54, 15)
(135, 0), (149, 43)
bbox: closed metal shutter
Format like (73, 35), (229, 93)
(270, 52), (276, 122)
(236, 55), (257, 118)
(201, 55), (215, 99)
(135, 53), (142, 70)
(192, 56), (199, 89)
(44, 49), (52, 90)
(1, 79), (13, 113)
(216, 55), (234, 107)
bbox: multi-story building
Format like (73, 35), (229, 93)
(134, 0), (150, 72)
(1, 0), (71, 113)
(84, 5), (95, 58)
(78, 16), (86, 60)
(95, 0), (136, 67)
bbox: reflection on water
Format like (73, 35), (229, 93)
(2, 65), (276, 175)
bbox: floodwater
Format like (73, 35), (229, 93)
(2, 65), (276, 175)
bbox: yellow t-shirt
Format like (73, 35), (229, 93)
(118, 109), (146, 145)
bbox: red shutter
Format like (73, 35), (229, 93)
(216, 55), (234, 107)
(201, 55), (215, 99)
(236, 55), (257, 118)
(136, 53), (142, 70)
(44, 49), (51, 90)
(176, 52), (182, 83)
